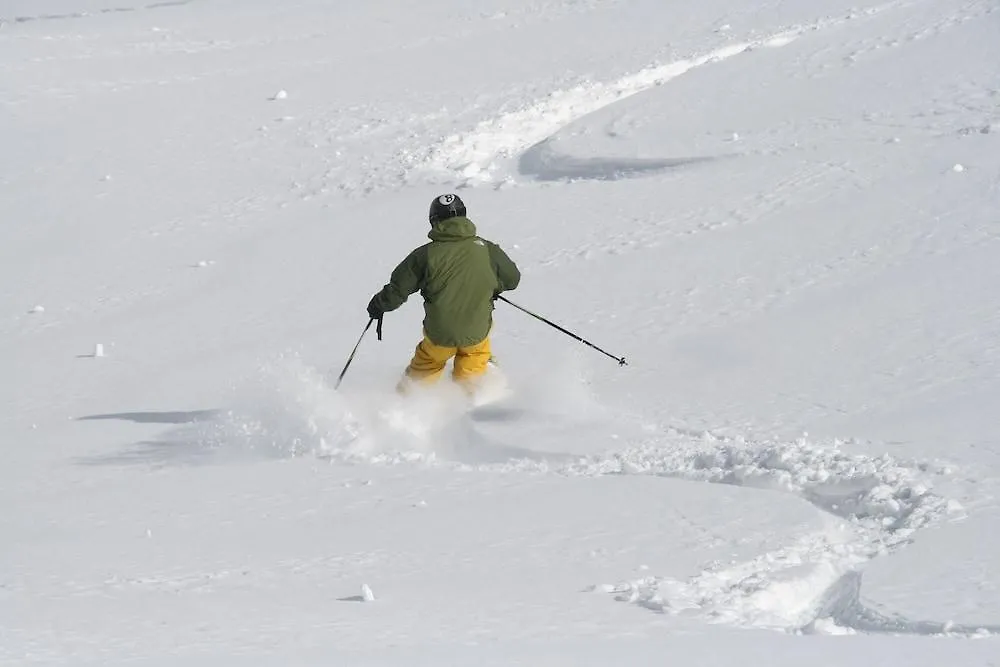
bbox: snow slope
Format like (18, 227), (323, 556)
(3, 0), (999, 663)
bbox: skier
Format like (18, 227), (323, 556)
(366, 194), (521, 394)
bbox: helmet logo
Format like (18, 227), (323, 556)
(438, 194), (456, 206)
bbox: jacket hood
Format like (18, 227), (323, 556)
(428, 216), (477, 242)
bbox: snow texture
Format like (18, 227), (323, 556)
(3, 0), (1000, 664)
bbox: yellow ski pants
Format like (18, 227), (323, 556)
(404, 335), (492, 385)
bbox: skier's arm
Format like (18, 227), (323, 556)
(488, 242), (521, 292)
(371, 246), (427, 313)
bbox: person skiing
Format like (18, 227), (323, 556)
(366, 194), (521, 393)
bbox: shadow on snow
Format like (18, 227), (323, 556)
(3, 1), (192, 25)
(518, 138), (727, 182)
(74, 406), (575, 469)
(812, 570), (1000, 637)
(79, 410), (219, 425)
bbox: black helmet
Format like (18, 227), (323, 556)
(428, 193), (466, 224)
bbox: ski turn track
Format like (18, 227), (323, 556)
(423, 37), (787, 185)
(485, 430), (979, 636)
(421, 0), (921, 186)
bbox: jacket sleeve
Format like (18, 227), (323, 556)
(372, 246), (427, 313)
(488, 242), (521, 292)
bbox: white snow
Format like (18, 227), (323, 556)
(3, 0), (1000, 664)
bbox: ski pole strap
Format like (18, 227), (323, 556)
(376, 315), (383, 341)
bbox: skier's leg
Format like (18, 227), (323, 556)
(399, 336), (455, 392)
(453, 337), (491, 386)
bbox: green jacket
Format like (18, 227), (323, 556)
(371, 216), (521, 347)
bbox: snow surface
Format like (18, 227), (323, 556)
(3, 0), (1000, 664)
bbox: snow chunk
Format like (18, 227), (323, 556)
(28, 305), (44, 314)
(952, 163), (965, 172)
(361, 584), (375, 602)
(270, 90), (288, 101)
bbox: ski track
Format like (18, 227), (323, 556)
(553, 435), (975, 636)
(422, 37), (783, 185)
(419, 0), (919, 186)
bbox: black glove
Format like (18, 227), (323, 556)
(367, 296), (383, 320)
(492, 290), (501, 302)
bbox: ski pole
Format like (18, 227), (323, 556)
(335, 316), (382, 390)
(497, 295), (627, 366)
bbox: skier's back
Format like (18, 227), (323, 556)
(367, 194), (520, 392)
